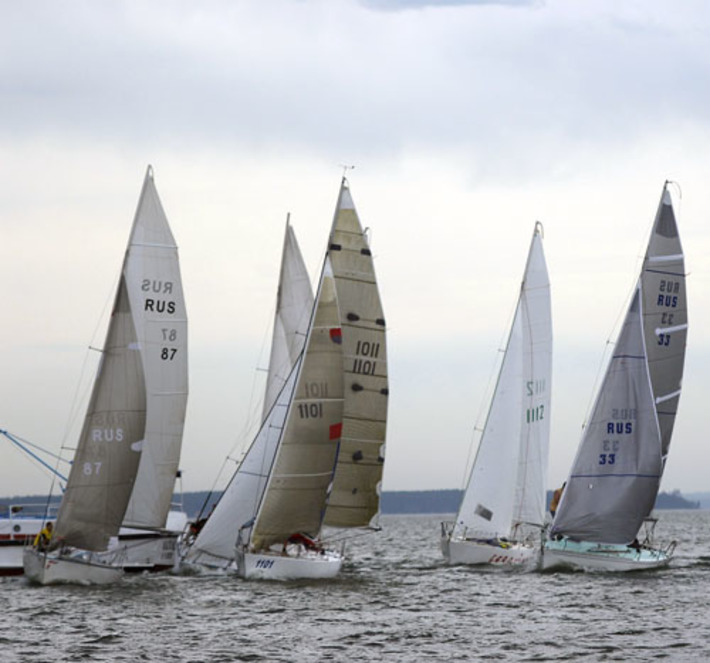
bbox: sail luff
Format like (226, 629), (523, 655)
(323, 179), (388, 528)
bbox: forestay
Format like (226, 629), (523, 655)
(324, 180), (389, 529)
(122, 169), (189, 530)
(551, 184), (687, 544)
(454, 225), (551, 539)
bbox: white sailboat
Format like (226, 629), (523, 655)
(184, 219), (314, 571)
(441, 223), (552, 566)
(543, 182), (687, 572)
(24, 166), (188, 585)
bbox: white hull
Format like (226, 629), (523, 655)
(23, 548), (124, 586)
(542, 539), (673, 572)
(104, 532), (180, 572)
(442, 535), (537, 567)
(237, 548), (343, 580)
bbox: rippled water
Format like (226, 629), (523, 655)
(2, 511), (709, 662)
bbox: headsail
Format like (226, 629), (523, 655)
(323, 180), (388, 528)
(454, 224), (552, 539)
(551, 183), (687, 544)
(122, 168), (189, 530)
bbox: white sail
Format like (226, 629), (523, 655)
(262, 221), (313, 421)
(250, 257), (344, 551)
(454, 224), (552, 539)
(551, 183), (687, 544)
(188, 358), (299, 564)
(55, 167), (184, 552)
(324, 180), (388, 528)
(122, 169), (189, 530)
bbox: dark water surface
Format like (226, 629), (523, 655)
(2, 511), (709, 662)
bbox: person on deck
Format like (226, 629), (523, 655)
(549, 482), (566, 518)
(33, 521), (53, 551)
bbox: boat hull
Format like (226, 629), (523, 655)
(442, 535), (537, 566)
(237, 548), (343, 580)
(23, 548), (124, 586)
(542, 538), (672, 572)
(104, 532), (180, 573)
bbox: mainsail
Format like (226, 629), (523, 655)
(54, 166), (185, 551)
(323, 179), (388, 528)
(551, 183), (687, 544)
(122, 169), (189, 530)
(454, 224), (552, 539)
(262, 220), (313, 421)
(250, 257), (344, 551)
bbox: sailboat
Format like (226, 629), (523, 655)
(543, 182), (686, 572)
(441, 223), (552, 566)
(187, 178), (386, 579)
(183, 218), (314, 571)
(23, 166), (188, 585)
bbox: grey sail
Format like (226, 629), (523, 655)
(551, 183), (687, 544)
(640, 188), (687, 463)
(53, 278), (147, 552)
(323, 179), (388, 528)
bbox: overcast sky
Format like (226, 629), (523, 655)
(2, 0), (710, 498)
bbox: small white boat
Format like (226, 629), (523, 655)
(23, 547), (124, 586)
(442, 223), (552, 567)
(543, 182), (687, 572)
(24, 167), (188, 585)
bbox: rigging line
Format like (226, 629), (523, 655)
(1, 430), (69, 482)
(461, 286), (519, 490)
